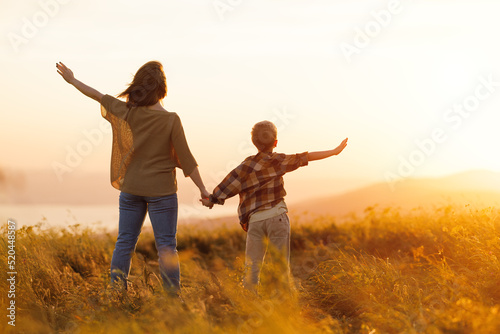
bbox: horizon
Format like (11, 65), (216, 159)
(3, 166), (500, 204)
(3, 167), (500, 231)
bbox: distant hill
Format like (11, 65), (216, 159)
(3, 169), (500, 218)
(438, 170), (500, 192)
(0, 168), (367, 206)
(290, 170), (500, 218)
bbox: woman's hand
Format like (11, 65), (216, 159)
(56, 62), (76, 84)
(56, 62), (103, 102)
(201, 188), (211, 199)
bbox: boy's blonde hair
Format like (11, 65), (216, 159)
(251, 121), (277, 152)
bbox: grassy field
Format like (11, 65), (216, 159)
(1, 204), (500, 333)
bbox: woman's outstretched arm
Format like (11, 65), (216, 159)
(56, 62), (104, 103)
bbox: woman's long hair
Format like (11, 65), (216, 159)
(118, 61), (167, 108)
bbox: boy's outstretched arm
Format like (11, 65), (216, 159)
(56, 62), (103, 103)
(308, 138), (348, 162)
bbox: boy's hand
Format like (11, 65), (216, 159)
(332, 138), (348, 155)
(200, 197), (214, 209)
(307, 138), (348, 162)
(56, 62), (76, 84)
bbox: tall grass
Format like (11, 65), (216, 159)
(1, 204), (500, 333)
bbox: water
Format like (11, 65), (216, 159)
(0, 203), (238, 232)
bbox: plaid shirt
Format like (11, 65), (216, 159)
(210, 152), (309, 231)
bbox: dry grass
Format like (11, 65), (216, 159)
(1, 204), (500, 333)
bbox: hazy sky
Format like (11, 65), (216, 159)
(2, 0), (500, 198)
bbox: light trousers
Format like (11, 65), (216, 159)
(245, 213), (290, 288)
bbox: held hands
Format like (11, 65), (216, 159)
(56, 62), (76, 84)
(199, 188), (214, 209)
(200, 197), (214, 209)
(332, 138), (348, 155)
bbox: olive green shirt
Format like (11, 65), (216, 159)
(101, 95), (197, 197)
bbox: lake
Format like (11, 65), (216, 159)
(0, 203), (238, 232)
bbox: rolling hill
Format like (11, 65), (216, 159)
(3, 169), (500, 221)
(290, 170), (500, 218)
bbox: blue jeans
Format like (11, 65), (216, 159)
(110, 192), (180, 293)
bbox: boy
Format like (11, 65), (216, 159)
(201, 121), (348, 288)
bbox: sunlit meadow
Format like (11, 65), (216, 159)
(2, 203), (500, 333)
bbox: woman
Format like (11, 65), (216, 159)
(56, 61), (209, 294)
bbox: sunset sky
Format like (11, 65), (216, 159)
(2, 0), (500, 204)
